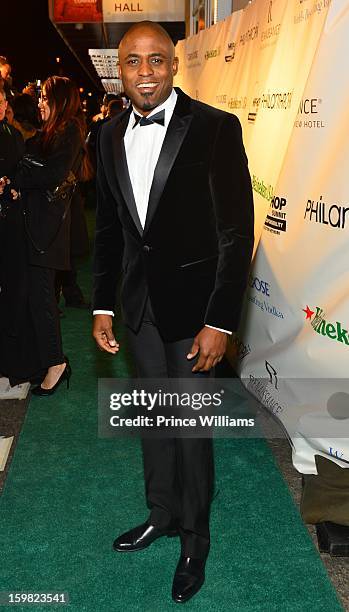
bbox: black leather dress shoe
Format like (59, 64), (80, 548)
(172, 556), (206, 603)
(113, 522), (178, 552)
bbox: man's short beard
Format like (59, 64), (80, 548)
(142, 102), (156, 111)
(138, 92), (157, 111)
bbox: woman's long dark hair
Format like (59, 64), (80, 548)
(41, 76), (93, 181)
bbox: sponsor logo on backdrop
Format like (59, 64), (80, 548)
(294, 0), (331, 25)
(268, 0), (273, 22)
(186, 50), (201, 68)
(248, 95), (261, 122)
(247, 274), (285, 319)
(240, 25), (259, 45)
(252, 175), (274, 201)
(216, 94), (227, 106)
(249, 275), (271, 296)
(250, 182), (289, 240)
(248, 90), (292, 122)
(248, 81), (261, 123)
(232, 336), (251, 361)
(295, 97), (325, 129)
(303, 305), (349, 346)
(205, 47), (221, 60)
(265, 195), (288, 235)
(225, 41), (236, 63)
(304, 197), (349, 229)
(247, 374), (284, 415)
(265, 360), (278, 389)
(329, 447), (345, 460)
(226, 24), (258, 62)
(228, 96), (247, 110)
(261, 0), (281, 47)
(261, 90), (293, 110)
(261, 23), (281, 44)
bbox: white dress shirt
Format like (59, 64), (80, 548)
(124, 88), (178, 228)
(93, 89), (231, 335)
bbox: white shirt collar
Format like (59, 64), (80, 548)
(131, 88), (178, 128)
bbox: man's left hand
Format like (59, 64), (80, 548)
(187, 327), (227, 372)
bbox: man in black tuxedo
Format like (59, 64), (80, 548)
(92, 21), (254, 603)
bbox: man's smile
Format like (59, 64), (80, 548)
(136, 82), (159, 91)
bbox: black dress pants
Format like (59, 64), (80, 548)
(126, 299), (214, 559)
(29, 265), (64, 370)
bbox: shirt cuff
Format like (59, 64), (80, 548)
(93, 310), (114, 316)
(205, 324), (232, 335)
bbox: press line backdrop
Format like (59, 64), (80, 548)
(174, 0), (349, 474)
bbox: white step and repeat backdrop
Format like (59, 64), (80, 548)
(175, 0), (349, 474)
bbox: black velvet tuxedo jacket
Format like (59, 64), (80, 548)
(93, 88), (254, 342)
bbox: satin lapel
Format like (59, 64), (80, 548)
(143, 112), (193, 234)
(112, 111), (143, 236)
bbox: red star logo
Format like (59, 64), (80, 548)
(303, 305), (314, 320)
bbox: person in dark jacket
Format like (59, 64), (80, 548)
(86, 93), (123, 166)
(0, 76), (92, 392)
(92, 22), (254, 603)
(0, 89), (24, 178)
(0, 89), (25, 339)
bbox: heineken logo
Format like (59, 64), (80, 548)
(303, 305), (349, 346)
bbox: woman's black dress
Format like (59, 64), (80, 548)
(0, 122), (83, 385)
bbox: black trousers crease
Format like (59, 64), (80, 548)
(126, 298), (214, 559)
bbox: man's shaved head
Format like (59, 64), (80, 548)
(117, 21), (178, 115)
(119, 21), (175, 57)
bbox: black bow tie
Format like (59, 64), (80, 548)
(133, 109), (165, 128)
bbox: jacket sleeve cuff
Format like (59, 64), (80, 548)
(93, 310), (114, 316)
(205, 324), (232, 335)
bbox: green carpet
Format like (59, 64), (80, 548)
(0, 216), (343, 611)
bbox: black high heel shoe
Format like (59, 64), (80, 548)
(31, 360), (72, 397)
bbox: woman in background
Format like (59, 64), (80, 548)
(0, 76), (92, 394)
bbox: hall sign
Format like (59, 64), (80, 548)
(102, 0), (184, 22)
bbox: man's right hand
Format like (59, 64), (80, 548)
(92, 314), (119, 354)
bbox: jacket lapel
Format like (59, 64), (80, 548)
(112, 109), (143, 236)
(143, 90), (193, 234)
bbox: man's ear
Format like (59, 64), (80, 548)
(117, 63), (122, 79)
(172, 57), (179, 76)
